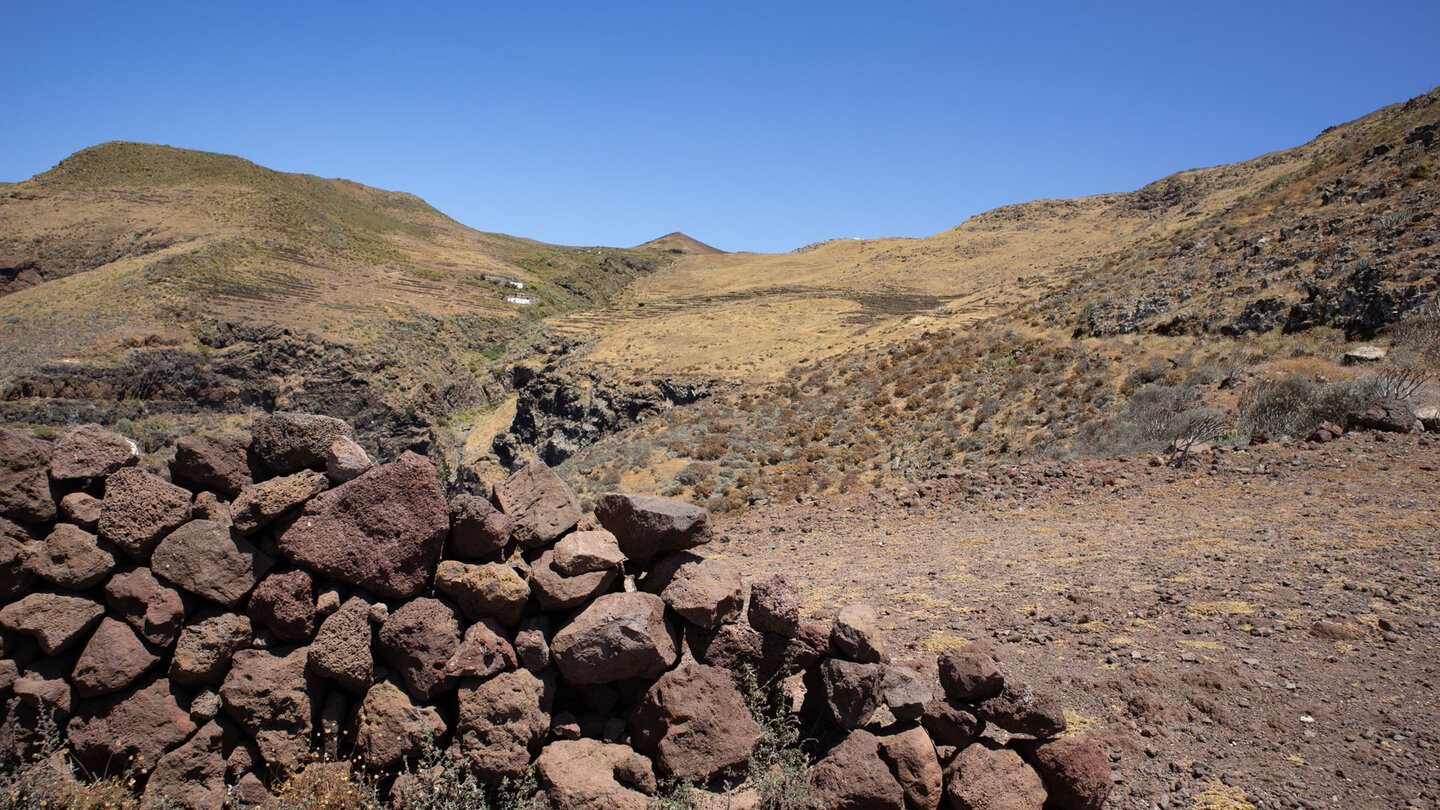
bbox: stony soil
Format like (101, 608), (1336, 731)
(718, 433), (1440, 810)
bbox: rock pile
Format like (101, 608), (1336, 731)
(0, 414), (1111, 809)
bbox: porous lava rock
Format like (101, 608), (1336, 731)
(104, 567), (185, 648)
(247, 569), (317, 642)
(307, 595), (374, 693)
(141, 719), (227, 810)
(976, 681), (1067, 738)
(748, 573), (802, 637)
(0, 426), (56, 524)
(150, 520), (274, 607)
(276, 451), (447, 599)
(529, 549), (618, 611)
(642, 551), (743, 630)
(0, 592), (105, 655)
(455, 668), (555, 781)
(49, 424), (138, 482)
(944, 742), (1048, 810)
(355, 678), (447, 770)
(249, 412), (355, 476)
(230, 470), (329, 536)
(170, 612), (254, 687)
(1017, 736), (1112, 810)
(447, 493), (512, 558)
(494, 462), (582, 548)
(832, 603), (888, 663)
(220, 647), (315, 774)
(534, 738), (656, 810)
(551, 592), (677, 685)
(67, 677), (196, 774)
(376, 597), (461, 701)
(937, 648), (1005, 701)
(433, 559), (532, 625)
(818, 658), (886, 729)
(628, 661), (759, 780)
(170, 435), (253, 497)
(29, 524), (116, 590)
(553, 529), (625, 575)
(809, 729), (905, 810)
(878, 725), (944, 810)
(71, 618), (160, 698)
(98, 468), (192, 561)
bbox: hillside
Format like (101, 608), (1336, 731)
(0, 142), (675, 460)
(633, 231), (726, 254)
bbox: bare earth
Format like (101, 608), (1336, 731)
(716, 433), (1440, 810)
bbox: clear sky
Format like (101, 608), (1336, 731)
(4, 2), (1438, 253)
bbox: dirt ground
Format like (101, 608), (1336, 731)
(715, 432), (1440, 810)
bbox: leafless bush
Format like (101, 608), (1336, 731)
(1165, 411), (1228, 468)
(1373, 366), (1427, 401)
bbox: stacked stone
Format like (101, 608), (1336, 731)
(0, 414), (1111, 810)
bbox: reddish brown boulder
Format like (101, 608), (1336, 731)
(170, 435), (253, 497)
(455, 668), (556, 780)
(99, 468), (192, 561)
(809, 729), (905, 810)
(68, 677), (197, 774)
(220, 647), (315, 773)
(628, 662), (759, 780)
(748, 573), (802, 637)
(445, 618), (516, 679)
(530, 549), (618, 611)
(230, 470), (329, 536)
(72, 618), (160, 698)
(170, 612), (253, 687)
(0, 592), (105, 655)
(690, 622), (816, 687)
(105, 567), (186, 648)
(50, 424), (138, 482)
(883, 665), (932, 723)
(937, 649), (1004, 701)
(308, 596), (374, 693)
(377, 597), (462, 701)
(595, 493), (711, 564)
(0, 426), (55, 525)
(878, 725), (943, 810)
(554, 529), (626, 575)
(447, 493), (512, 558)
(515, 615), (552, 672)
(1017, 736), (1112, 810)
(643, 551), (743, 630)
(921, 698), (984, 748)
(58, 492), (102, 531)
(247, 569), (317, 642)
(832, 603), (888, 663)
(355, 679), (447, 769)
(13, 658), (73, 718)
(818, 658), (886, 729)
(249, 412), (355, 476)
(1346, 398), (1417, 433)
(494, 462), (582, 548)
(151, 520), (274, 607)
(29, 523), (116, 590)
(534, 738), (656, 810)
(552, 592), (678, 685)
(141, 720), (227, 810)
(944, 743), (1047, 810)
(276, 451), (448, 599)
(434, 560), (532, 625)
(976, 682), (1066, 739)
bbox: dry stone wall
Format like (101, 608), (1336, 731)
(0, 414), (1112, 810)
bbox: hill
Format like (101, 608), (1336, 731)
(0, 142), (675, 460)
(633, 231), (727, 254)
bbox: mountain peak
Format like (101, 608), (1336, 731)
(634, 232), (725, 254)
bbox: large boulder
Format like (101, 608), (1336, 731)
(944, 743), (1048, 810)
(434, 560), (532, 626)
(595, 493), (711, 564)
(1017, 736), (1112, 810)
(249, 413), (355, 476)
(493, 462), (582, 548)
(553, 529), (626, 575)
(49, 424), (138, 482)
(447, 493), (513, 558)
(276, 451), (448, 599)
(748, 573), (802, 637)
(71, 618), (160, 698)
(921, 699), (984, 748)
(170, 612), (254, 687)
(247, 569), (317, 642)
(454, 668), (555, 780)
(324, 438), (374, 484)
(141, 720), (227, 810)
(67, 677), (196, 774)
(170, 435), (253, 498)
(628, 662), (759, 780)
(58, 492), (102, 531)
(29, 524), (116, 590)
(832, 603), (888, 663)
(445, 619), (516, 679)
(151, 520), (274, 607)
(552, 592), (678, 685)
(230, 470), (329, 536)
(377, 597), (462, 701)
(878, 725), (943, 810)
(643, 551), (743, 630)
(308, 596), (374, 693)
(0, 592), (105, 655)
(13, 658), (73, 719)
(1346, 398), (1418, 433)
(530, 550), (618, 611)
(0, 427), (56, 524)
(976, 682), (1066, 739)
(882, 665), (932, 723)
(534, 738), (656, 810)
(105, 567), (185, 648)
(0, 520), (36, 602)
(355, 679), (447, 770)
(98, 468), (192, 562)
(689, 622), (816, 687)
(220, 647), (315, 774)
(809, 729), (905, 810)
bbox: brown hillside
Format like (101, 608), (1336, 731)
(633, 231), (726, 254)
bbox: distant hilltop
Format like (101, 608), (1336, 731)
(633, 232), (726, 255)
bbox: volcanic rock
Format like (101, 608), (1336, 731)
(445, 618), (516, 679)
(0, 426), (55, 524)
(447, 493), (513, 558)
(355, 679), (447, 770)
(643, 551), (743, 630)
(249, 412), (355, 476)
(377, 597), (461, 701)
(276, 451), (447, 599)
(628, 661), (759, 780)
(324, 437), (374, 484)
(141, 720), (227, 810)
(1017, 736), (1112, 810)
(595, 493), (710, 564)
(170, 611), (253, 687)
(50, 424), (138, 482)
(748, 573), (801, 637)
(170, 435), (253, 497)
(68, 677), (196, 774)
(247, 569), (317, 642)
(58, 492), (102, 531)
(308, 595), (374, 693)
(29, 523), (116, 590)
(882, 665), (932, 722)
(494, 462), (582, 548)
(220, 647), (315, 773)
(878, 725), (943, 810)
(921, 698), (984, 748)
(552, 592), (678, 685)
(976, 681), (1067, 738)
(151, 520), (274, 607)
(98, 468), (192, 561)
(832, 603), (888, 663)
(534, 738), (656, 810)
(818, 658), (886, 729)
(105, 567), (185, 648)
(434, 559), (532, 625)
(944, 742), (1048, 810)
(71, 618), (160, 697)
(0, 592), (105, 655)
(530, 549), (618, 611)
(230, 470), (329, 536)
(809, 729), (905, 810)
(937, 648), (1004, 701)
(454, 668), (555, 780)
(0, 521), (36, 602)
(554, 529), (626, 575)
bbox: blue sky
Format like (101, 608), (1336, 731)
(4, 2), (1438, 253)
